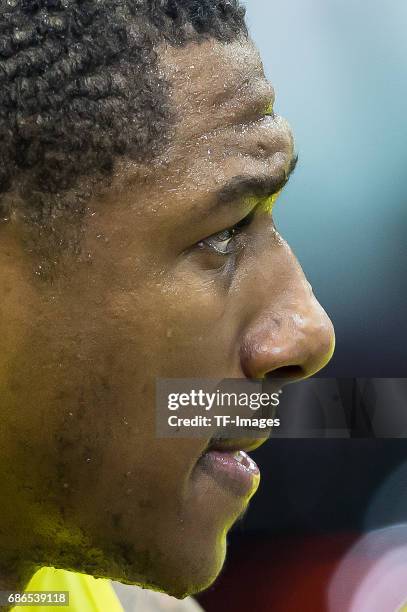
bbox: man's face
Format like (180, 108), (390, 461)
(0, 38), (334, 596)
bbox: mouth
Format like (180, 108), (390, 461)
(195, 437), (269, 498)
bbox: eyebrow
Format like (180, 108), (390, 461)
(215, 153), (299, 208)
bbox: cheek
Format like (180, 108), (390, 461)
(102, 273), (237, 378)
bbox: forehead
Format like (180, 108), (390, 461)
(103, 36), (292, 231)
(158, 37), (275, 139)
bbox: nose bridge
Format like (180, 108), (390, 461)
(238, 243), (335, 380)
(243, 231), (312, 312)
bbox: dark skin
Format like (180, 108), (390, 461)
(0, 37), (335, 598)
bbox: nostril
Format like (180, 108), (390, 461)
(265, 365), (305, 382)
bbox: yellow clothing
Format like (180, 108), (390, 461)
(11, 567), (123, 611)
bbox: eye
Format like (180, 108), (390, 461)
(197, 210), (255, 256)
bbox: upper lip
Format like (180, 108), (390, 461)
(202, 436), (270, 455)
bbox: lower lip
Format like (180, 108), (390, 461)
(196, 450), (260, 498)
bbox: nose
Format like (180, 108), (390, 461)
(239, 282), (335, 383)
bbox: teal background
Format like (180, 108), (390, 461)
(245, 0), (407, 375)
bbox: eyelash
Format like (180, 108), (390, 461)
(197, 209), (256, 256)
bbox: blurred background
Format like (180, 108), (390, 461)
(197, 1), (407, 610)
(248, 0), (407, 377)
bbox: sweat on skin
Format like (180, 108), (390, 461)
(0, 24), (335, 607)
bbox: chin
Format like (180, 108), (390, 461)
(164, 545), (227, 599)
(115, 533), (228, 600)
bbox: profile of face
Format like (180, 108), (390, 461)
(0, 37), (334, 597)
